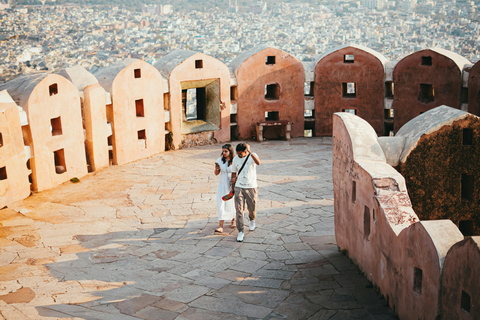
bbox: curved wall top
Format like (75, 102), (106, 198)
(94, 58), (138, 93)
(314, 44), (389, 70)
(57, 66), (98, 92)
(228, 44), (271, 77)
(0, 73), (48, 111)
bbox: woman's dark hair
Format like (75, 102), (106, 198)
(221, 144), (234, 166)
(236, 143), (247, 152)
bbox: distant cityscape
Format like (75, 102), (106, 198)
(0, 0), (479, 82)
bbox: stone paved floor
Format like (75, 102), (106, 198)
(0, 138), (396, 320)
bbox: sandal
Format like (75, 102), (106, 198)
(230, 219), (235, 228)
(214, 227), (223, 233)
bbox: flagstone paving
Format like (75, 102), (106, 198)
(0, 138), (396, 319)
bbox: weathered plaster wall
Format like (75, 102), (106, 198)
(397, 114), (480, 235)
(24, 74), (88, 191)
(333, 112), (465, 319)
(232, 47), (304, 140)
(442, 237), (480, 319)
(315, 46), (386, 136)
(392, 49), (468, 132)
(156, 51), (231, 149)
(109, 60), (165, 165)
(0, 91), (30, 206)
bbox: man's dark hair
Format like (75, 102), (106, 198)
(236, 143), (247, 152)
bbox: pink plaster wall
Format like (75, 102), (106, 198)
(25, 74), (88, 192)
(167, 53), (231, 148)
(315, 47), (385, 136)
(0, 98), (30, 205)
(111, 60), (165, 165)
(441, 237), (480, 319)
(235, 47), (304, 140)
(393, 49), (463, 132)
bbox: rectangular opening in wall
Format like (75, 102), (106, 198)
(342, 82), (356, 98)
(418, 84), (434, 103)
(373, 209), (376, 222)
(230, 86), (237, 101)
(134, 68), (141, 78)
(163, 93), (169, 110)
(352, 180), (356, 203)
(304, 109), (313, 118)
(0, 132), (3, 147)
(385, 81), (394, 98)
(230, 113), (237, 125)
(0, 166), (7, 180)
(344, 54), (354, 63)
(266, 56), (276, 65)
(50, 116), (62, 136)
(342, 109), (357, 115)
(54, 149), (66, 174)
(138, 129), (146, 148)
(195, 60), (203, 69)
(461, 174), (474, 201)
(265, 111), (279, 121)
(364, 206), (371, 239)
(421, 56), (432, 66)
(413, 267), (423, 296)
(265, 84), (280, 100)
(461, 87), (468, 104)
(384, 109), (394, 119)
(135, 99), (145, 117)
(304, 82), (314, 96)
(183, 87), (206, 121)
(459, 220), (474, 236)
(463, 128), (473, 145)
(49, 83), (58, 96)
(461, 290), (471, 312)
(26, 159), (30, 170)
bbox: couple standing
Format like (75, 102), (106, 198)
(214, 143), (261, 242)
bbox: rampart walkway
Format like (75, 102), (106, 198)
(0, 138), (395, 320)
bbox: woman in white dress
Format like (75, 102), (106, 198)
(214, 144), (235, 233)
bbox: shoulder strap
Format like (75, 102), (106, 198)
(237, 154), (251, 176)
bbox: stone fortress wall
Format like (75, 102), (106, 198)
(0, 44), (479, 319)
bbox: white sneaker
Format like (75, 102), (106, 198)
(249, 220), (256, 231)
(237, 231), (244, 242)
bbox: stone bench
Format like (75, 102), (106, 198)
(256, 120), (291, 142)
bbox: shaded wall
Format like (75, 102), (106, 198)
(333, 112), (464, 319)
(234, 47), (304, 140)
(315, 47), (385, 136)
(396, 115), (480, 235)
(467, 60), (480, 116)
(393, 49), (464, 132)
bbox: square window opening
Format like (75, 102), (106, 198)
(342, 82), (356, 98)
(463, 128), (473, 145)
(230, 113), (237, 124)
(459, 220), (474, 237)
(134, 68), (141, 78)
(0, 166), (7, 180)
(54, 149), (66, 174)
(461, 290), (471, 312)
(304, 130), (313, 137)
(413, 267), (423, 296)
(195, 60), (203, 69)
(461, 174), (474, 201)
(266, 56), (276, 65)
(265, 111), (279, 121)
(50, 116), (62, 136)
(364, 206), (371, 239)
(421, 56), (432, 66)
(384, 109), (394, 119)
(418, 84), (434, 103)
(304, 109), (313, 118)
(265, 84), (280, 100)
(135, 99), (145, 117)
(49, 83), (58, 96)
(304, 82), (314, 96)
(344, 54), (354, 63)
(385, 81), (394, 98)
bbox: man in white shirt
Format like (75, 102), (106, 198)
(231, 143), (261, 242)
